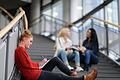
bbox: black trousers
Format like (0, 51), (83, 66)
(38, 57), (84, 80)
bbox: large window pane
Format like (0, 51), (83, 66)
(83, 0), (103, 15)
(105, 0), (118, 25)
(71, 0), (82, 22)
(53, 1), (63, 19)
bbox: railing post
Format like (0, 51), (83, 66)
(54, 20), (57, 38)
(103, 1), (109, 56)
(79, 23), (84, 45)
(51, 17), (53, 35)
(5, 32), (10, 80)
(117, 0), (120, 59)
(44, 16), (46, 33)
(91, 19), (94, 28)
(78, 27), (81, 46)
(17, 20), (22, 46)
(105, 24), (109, 56)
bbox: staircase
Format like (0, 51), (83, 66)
(29, 34), (120, 80)
(96, 54), (120, 80)
(28, 34), (55, 61)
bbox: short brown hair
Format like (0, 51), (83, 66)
(19, 30), (33, 42)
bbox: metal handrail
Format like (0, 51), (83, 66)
(0, 6), (14, 19)
(90, 16), (120, 28)
(30, 11), (120, 34)
(0, 7), (28, 38)
(42, 14), (68, 24)
(30, 14), (68, 27)
(19, 7), (28, 30)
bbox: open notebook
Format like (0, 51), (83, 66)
(70, 46), (79, 51)
(39, 59), (50, 68)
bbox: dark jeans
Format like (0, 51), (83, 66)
(80, 50), (98, 65)
(38, 57), (84, 80)
(85, 50), (98, 65)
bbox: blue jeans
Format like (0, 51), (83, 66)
(57, 49), (80, 66)
(85, 50), (98, 65)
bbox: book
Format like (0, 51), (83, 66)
(39, 59), (50, 68)
(70, 46), (79, 51)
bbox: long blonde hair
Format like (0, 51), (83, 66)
(58, 28), (70, 42)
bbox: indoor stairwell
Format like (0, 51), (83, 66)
(28, 34), (120, 80)
(0, 0), (120, 79)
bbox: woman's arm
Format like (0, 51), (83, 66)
(56, 38), (66, 50)
(15, 49), (39, 70)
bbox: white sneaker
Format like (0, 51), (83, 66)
(67, 65), (74, 70)
(76, 66), (84, 72)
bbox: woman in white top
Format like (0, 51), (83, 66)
(54, 28), (83, 72)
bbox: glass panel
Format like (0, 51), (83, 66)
(83, 0), (103, 15)
(43, 8), (52, 16)
(105, 0), (118, 24)
(42, 1), (63, 35)
(42, 1), (63, 20)
(52, 1), (63, 19)
(108, 24), (119, 60)
(93, 21), (106, 53)
(0, 40), (7, 80)
(93, 9), (104, 20)
(78, 19), (92, 44)
(105, 0), (119, 61)
(71, 0), (82, 22)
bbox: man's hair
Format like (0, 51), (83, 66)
(19, 30), (33, 42)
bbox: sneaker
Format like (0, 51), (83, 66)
(67, 65), (74, 70)
(76, 66), (84, 72)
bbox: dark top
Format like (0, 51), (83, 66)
(83, 39), (99, 56)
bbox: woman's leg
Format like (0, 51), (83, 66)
(90, 53), (98, 64)
(57, 49), (70, 65)
(38, 70), (84, 80)
(38, 69), (98, 80)
(73, 51), (80, 66)
(80, 53), (85, 64)
(57, 49), (74, 70)
(42, 57), (72, 76)
(67, 51), (83, 71)
(85, 50), (98, 65)
(84, 50), (92, 71)
(85, 50), (92, 64)
(67, 51), (80, 66)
